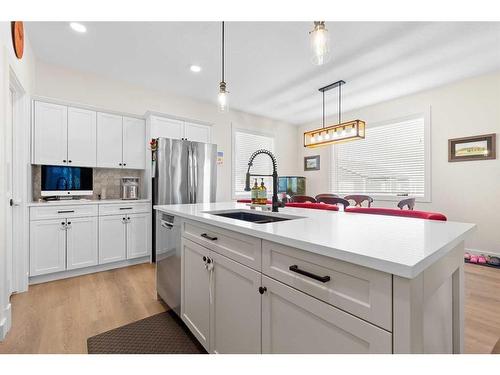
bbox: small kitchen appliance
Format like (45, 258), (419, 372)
(120, 177), (140, 200)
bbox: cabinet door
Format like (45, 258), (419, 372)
(209, 251), (261, 353)
(98, 215), (127, 264)
(261, 276), (392, 354)
(97, 112), (123, 168)
(123, 117), (146, 169)
(126, 212), (150, 259)
(181, 238), (210, 351)
(150, 116), (183, 140)
(33, 101), (68, 166)
(66, 216), (98, 270)
(67, 107), (97, 167)
(29, 219), (67, 276)
(184, 122), (211, 143)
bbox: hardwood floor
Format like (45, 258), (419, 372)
(0, 263), (165, 354)
(0, 262), (499, 353)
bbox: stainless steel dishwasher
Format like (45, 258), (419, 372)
(156, 212), (181, 316)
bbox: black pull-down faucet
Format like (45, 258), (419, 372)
(244, 149), (280, 212)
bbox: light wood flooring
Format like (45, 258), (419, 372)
(0, 262), (499, 354)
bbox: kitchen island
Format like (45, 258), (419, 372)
(154, 202), (476, 354)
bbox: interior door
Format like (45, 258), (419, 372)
(67, 107), (97, 167)
(5, 88), (14, 293)
(66, 216), (98, 270)
(97, 112), (123, 168)
(209, 251), (261, 353)
(98, 215), (127, 264)
(126, 212), (150, 259)
(33, 101), (68, 166)
(122, 116), (146, 169)
(181, 238), (210, 351)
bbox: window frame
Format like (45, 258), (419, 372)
(329, 111), (431, 203)
(231, 127), (276, 200)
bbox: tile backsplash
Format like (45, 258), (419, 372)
(32, 166), (143, 201)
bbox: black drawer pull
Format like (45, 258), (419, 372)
(57, 210), (74, 214)
(289, 265), (331, 283)
(119, 207), (133, 210)
(200, 233), (218, 241)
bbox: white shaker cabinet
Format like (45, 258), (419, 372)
(209, 251), (261, 354)
(29, 219), (67, 276)
(181, 238), (210, 351)
(33, 101), (68, 166)
(184, 122), (211, 143)
(122, 116), (146, 169)
(97, 112), (123, 168)
(98, 214), (127, 264)
(261, 275), (392, 354)
(126, 212), (150, 259)
(150, 116), (184, 140)
(66, 216), (99, 270)
(67, 107), (97, 167)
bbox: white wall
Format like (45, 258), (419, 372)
(298, 71), (500, 255)
(0, 22), (36, 339)
(34, 61), (299, 202)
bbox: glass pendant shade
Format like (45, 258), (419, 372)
(310, 21), (330, 65)
(304, 120), (365, 148)
(218, 81), (229, 112)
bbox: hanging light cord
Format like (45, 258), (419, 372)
(221, 21), (225, 83)
(338, 83), (342, 124)
(322, 90), (325, 129)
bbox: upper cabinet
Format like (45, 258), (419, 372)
(96, 112), (145, 170)
(33, 101), (69, 166)
(150, 115), (211, 144)
(67, 107), (97, 167)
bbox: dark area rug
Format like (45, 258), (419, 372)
(87, 310), (206, 354)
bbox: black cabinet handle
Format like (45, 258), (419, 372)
(203, 256), (207, 262)
(119, 163), (122, 166)
(289, 265), (331, 283)
(201, 233), (217, 241)
(63, 160), (67, 163)
(123, 163), (127, 166)
(57, 210), (74, 214)
(68, 160), (72, 163)
(119, 207), (132, 210)
(258, 286), (267, 294)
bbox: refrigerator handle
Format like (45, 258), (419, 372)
(193, 147), (198, 203)
(187, 144), (194, 203)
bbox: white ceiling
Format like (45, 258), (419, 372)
(26, 22), (500, 125)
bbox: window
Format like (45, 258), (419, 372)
(330, 115), (429, 200)
(233, 129), (275, 197)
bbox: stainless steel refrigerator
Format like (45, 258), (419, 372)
(153, 138), (217, 316)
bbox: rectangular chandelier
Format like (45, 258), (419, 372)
(304, 119), (365, 148)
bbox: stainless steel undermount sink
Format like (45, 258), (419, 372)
(204, 210), (302, 224)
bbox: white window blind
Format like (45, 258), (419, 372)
(233, 130), (275, 196)
(330, 117), (426, 198)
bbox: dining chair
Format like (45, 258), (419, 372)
(290, 195), (317, 203)
(322, 197), (350, 210)
(397, 198), (416, 210)
(344, 194), (374, 207)
(315, 193), (339, 202)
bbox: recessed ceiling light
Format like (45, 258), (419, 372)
(190, 65), (202, 73)
(70, 22), (87, 33)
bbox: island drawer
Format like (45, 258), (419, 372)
(262, 240), (392, 331)
(182, 220), (262, 270)
(99, 202), (150, 216)
(30, 204), (98, 220)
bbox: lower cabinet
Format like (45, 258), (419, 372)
(66, 216), (98, 270)
(261, 275), (392, 353)
(30, 219), (67, 276)
(126, 213), (150, 259)
(181, 238), (262, 353)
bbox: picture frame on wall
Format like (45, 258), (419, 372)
(304, 155), (320, 171)
(448, 133), (496, 162)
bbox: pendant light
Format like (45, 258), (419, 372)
(218, 21), (229, 112)
(309, 21), (330, 66)
(304, 80), (366, 148)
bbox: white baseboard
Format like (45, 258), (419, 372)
(0, 303), (12, 341)
(29, 257), (151, 285)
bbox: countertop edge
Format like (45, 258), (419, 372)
(28, 199), (151, 207)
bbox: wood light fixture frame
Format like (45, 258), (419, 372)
(304, 80), (365, 148)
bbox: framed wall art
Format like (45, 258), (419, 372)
(448, 133), (496, 162)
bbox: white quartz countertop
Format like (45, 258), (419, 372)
(154, 202), (476, 278)
(28, 198), (151, 207)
